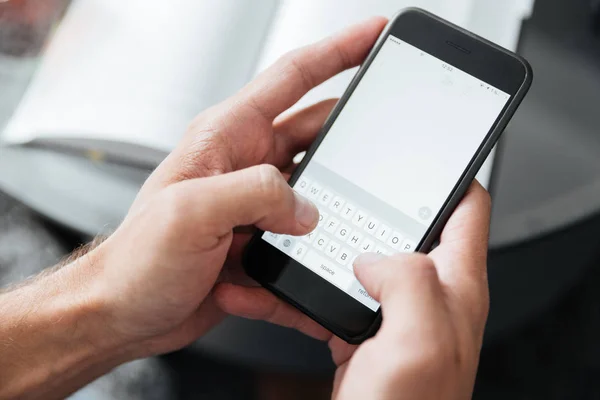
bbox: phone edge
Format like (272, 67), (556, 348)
(243, 8), (533, 345)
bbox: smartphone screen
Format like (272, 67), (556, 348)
(261, 34), (511, 312)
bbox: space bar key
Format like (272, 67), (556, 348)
(303, 250), (353, 291)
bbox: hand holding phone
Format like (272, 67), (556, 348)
(244, 8), (532, 343)
(217, 181), (491, 399)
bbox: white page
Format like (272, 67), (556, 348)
(3, 0), (277, 164)
(255, 0), (533, 188)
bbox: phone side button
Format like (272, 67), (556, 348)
(347, 280), (380, 312)
(303, 250), (354, 291)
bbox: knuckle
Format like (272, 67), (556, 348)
(166, 131), (233, 183)
(280, 48), (315, 91)
(255, 164), (287, 202)
(156, 185), (188, 234)
(391, 254), (438, 280)
(177, 146), (229, 180)
(328, 40), (353, 69)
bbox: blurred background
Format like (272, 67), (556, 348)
(2, 0), (600, 398)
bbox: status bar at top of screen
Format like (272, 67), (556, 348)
(387, 36), (510, 100)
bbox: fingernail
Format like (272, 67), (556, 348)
(294, 192), (319, 229)
(354, 253), (387, 269)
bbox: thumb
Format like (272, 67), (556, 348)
(169, 164), (319, 237)
(353, 253), (444, 334)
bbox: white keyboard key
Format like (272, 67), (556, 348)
(375, 245), (392, 255)
(303, 250), (353, 290)
(340, 203), (356, 220)
(303, 231), (317, 244)
(387, 231), (404, 249)
(295, 176), (311, 194)
(352, 209), (368, 228)
(360, 238), (375, 253)
(329, 195), (346, 214)
(336, 248), (353, 268)
(375, 224), (392, 242)
(318, 189), (334, 207)
(325, 240), (341, 259)
(324, 216), (340, 234)
(317, 211), (329, 228)
(365, 217), (379, 235)
(313, 233), (329, 251)
(292, 242), (308, 261)
(400, 239), (417, 253)
(346, 231), (364, 248)
(263, 231), (280, 246)
(280, 236), (296, 253)
(335, 223), (352, 241)
(307, 182), (323, 200)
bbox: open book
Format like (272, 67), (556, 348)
(2, 0), (534, 184)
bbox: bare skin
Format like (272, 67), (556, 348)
(0, 17), (490, 400)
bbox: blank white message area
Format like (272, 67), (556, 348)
(313, 37), (509, 224)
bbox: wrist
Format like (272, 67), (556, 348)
(0, 246), (134, 399)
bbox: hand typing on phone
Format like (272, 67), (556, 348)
(0, 16), (490, 400)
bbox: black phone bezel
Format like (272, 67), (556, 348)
(243, 8), (533, 344)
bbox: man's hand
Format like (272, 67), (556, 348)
(93, 165), (321, 355)
(217, 182), (491, 400)
(0, 17), (388, 399)
(91, 16), (387, 357)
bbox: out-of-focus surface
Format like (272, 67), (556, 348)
(1, 0), (592, 253)
(0, 190), (65, 287)
(476, 250), (600, 399)
(0, 0), (532, 236)
(490, 0), (600, 247)
(0, 0), (66, 56)
(0, 0), (69, 131)
(3, 0), (600, 399)
(480, 0), (600, 340)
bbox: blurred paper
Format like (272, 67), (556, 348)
(2, 0), (533, 174)
(2, 0), (277, 165)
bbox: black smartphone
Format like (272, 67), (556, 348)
(244, 8), (532, 344)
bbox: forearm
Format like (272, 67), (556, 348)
(0, 250), (130, 399)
